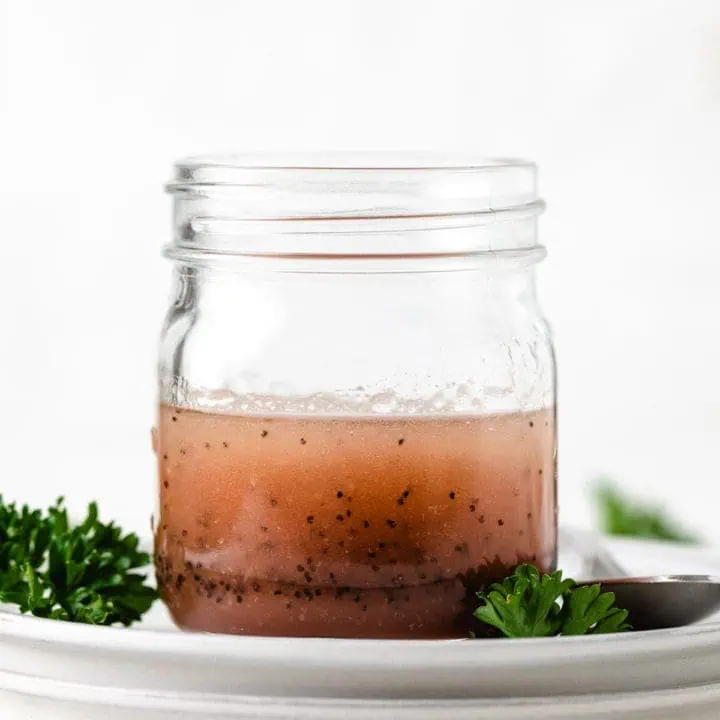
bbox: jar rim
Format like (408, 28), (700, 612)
(170, 152), (536, 173)
(167, 152), (542, 221)
(166, 153), (544, 264)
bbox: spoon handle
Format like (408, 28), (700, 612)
(560, 527), (628, 579)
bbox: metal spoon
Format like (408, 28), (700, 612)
(562, 529), (720, 631)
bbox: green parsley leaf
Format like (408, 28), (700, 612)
(561, 583), (631, 635)
(0, 496), (157, 626)
(473, 564), (631, 638)
(474, 565), (574, 637)
(595, 481), (698, 544)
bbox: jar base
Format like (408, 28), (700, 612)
(156, 557), (554, 639)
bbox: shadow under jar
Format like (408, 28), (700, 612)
(154, 154), (557, 639)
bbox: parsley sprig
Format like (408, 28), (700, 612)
(0, 496), (157, 625)
(595, 481), (697, 544)
(474, 564), (631, 638)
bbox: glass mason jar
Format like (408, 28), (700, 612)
(154, 154), (557, 639)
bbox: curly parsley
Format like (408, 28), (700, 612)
(0, 496), (157, 625)
(474, 564), (631, 638)
(595, 481), (697, 544)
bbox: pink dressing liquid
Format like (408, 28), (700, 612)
(155, 405), (556, 638)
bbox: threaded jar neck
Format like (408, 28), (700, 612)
(165, 153), (545, 265)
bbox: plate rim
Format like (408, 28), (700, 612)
(4, 602), (720, 663)
(2, 534), (720, 664)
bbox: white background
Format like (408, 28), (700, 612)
(1, 0), (719, 541)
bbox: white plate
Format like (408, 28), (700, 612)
(2, 536), (720, 719)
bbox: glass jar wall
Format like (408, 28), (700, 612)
(154, 155), (557, 638)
